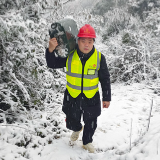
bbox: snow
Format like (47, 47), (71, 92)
(63, 0), (100, 13)
(1, 82), (160, 160)
(0, 0), (160, 160)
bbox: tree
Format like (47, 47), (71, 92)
(0, 0), (67, 123)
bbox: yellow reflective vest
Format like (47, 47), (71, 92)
(66, 49), (101, 98)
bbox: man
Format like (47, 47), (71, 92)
(46, 24), (111, 153)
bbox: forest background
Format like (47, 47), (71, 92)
(0, 0), (160, 158)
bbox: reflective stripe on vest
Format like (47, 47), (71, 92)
(66, 49), (101, 98)
(67, 81), (98, 90)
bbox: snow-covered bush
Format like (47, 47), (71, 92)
(0, 11), (66, 123)
(102, 8), (131, 38)
(128, 0), (160, 21)
(96, 3), (160, 86)
(106, 27), (160, 84)
(92, 0), (127, 16)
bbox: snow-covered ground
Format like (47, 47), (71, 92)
(62, 0), (99, 13)
(0, 82), (160, 160)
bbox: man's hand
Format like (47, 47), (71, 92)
(49, 38), (58, 53)
(103, 101), (110, 108)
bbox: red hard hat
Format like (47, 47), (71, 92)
(77, 24), (96, 38)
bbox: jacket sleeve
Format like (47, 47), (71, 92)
(98, 54), (111, 101)
(45, 48), (67, 69)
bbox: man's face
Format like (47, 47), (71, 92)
(78, 38), (94, 54)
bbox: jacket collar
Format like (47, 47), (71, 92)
(76, 45), (95, 60)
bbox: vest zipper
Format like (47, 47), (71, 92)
(80, 60), (85, 110)
(81, 61), (85, 94)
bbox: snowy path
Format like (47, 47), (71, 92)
(36, 83), (160, 160)
(0, 83), (160, 160)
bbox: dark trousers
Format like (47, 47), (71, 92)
(66, 115), (97, 145)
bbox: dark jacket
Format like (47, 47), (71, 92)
(45, 45), (111, 121)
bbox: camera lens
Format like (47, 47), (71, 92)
(51, 23), (57, 29)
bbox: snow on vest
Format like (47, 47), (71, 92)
(66, 49), (101, 98)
